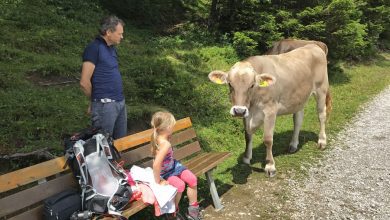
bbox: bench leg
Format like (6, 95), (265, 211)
(205, 169), (224, 211)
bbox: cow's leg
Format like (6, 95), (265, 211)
(263, 113), (277, 177)
(243, 118), (253, 164)
(315, 91), (327, 150)
(289, 110), (304, 153)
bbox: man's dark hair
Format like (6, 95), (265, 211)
(99, 15), (125, 36)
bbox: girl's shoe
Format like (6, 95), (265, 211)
(186, 205), (202, 220)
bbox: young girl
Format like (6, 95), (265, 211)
(151, 111), (202, 220)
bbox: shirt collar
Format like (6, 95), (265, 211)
(96, 35), (110, 47)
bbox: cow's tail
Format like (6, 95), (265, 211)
(326, 89), (332, 121)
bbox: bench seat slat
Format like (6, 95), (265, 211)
(184, 152), (231, 176)
(0, 173), (77, 217)
(181, 152), (212, 168)
(121, 200), (148, 218)
(8, 205), (42, 220)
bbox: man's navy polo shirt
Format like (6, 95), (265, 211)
(82, 36), (124, 101)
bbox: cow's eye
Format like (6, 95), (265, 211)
(249, 84), (255, 89)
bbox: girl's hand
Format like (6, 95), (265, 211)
(159, 180), (169, 185)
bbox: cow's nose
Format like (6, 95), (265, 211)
(233, 107), (247, 116)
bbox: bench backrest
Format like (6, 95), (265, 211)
(0, 117), (200, 220)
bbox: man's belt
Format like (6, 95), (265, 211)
(93, 98), (116, 103)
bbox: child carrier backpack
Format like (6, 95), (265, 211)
(64, 127), (132, 217)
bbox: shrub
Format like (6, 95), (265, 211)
(232, 32), (259, 58)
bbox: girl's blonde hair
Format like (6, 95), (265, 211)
(150, 111), (176, 156)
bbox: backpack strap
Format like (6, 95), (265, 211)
(73, 140), (90, 210)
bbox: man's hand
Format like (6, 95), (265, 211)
(87, 102), (91, 115)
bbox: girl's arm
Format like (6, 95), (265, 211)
(152, 141), (171, 184)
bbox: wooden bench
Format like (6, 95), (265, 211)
(0, 117), (231, 219)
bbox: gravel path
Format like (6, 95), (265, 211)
(286, 86), (390, 219)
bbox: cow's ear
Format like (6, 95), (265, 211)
(208, 70), (228, 85)
(255, 73), (276, 88)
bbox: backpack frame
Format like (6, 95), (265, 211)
(64, 128), (132, 217)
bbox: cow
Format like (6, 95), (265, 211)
(265, 39), (328, 56)
(208, 44), (332, 177)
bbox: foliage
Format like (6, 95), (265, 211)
(232, 31), (259, 57)
(99, 0), (194, 27)
(325, 0), (368, 60)
(1, 1), (390, 218)
(207, 0), (389, 61)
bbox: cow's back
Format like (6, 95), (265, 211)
(249, 44), (328, 115)
(266, 39), (328, 55)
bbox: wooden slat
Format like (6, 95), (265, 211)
(0, 173), (76, 217)
(120, 144), (151, 167)
(170, 128), (197, 147)
(120, 128), (198, 166)
(0, 157), (68, 193)
(8, 205), (42, 220)
(114, 117), (192, 151)
(174, 141), (202, 161)
(185, 152), (231, 176)
(122, 200), (148, 218)
(182, 153), (211, 169)
(139, 159), (153, 168)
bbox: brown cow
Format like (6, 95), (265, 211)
(265, 39), (328, 56)
(209, 44), (331, 177)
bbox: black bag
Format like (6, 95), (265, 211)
(43, 189), (81, 220)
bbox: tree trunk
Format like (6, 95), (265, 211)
(208, 0), (219, 30)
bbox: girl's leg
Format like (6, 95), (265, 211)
(180, 170), (202, 219)
(179, 169), (198, 205)
(167, 175), (185, 207)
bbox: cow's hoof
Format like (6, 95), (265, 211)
(318, 140), (327, 150)
(265, 164), (276, 177)
(242, 157), (251, 165)
(288, 145), (298, 153)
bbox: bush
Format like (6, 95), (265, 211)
(232, 32), (259, 57)
(325, 0), (367, 60)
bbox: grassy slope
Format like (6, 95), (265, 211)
(1, 0), (390, 217)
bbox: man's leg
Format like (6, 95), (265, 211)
(91, 102), (116, 136)
(113, 100), (127, 139)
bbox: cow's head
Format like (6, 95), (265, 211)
(208, 61), (276, 117)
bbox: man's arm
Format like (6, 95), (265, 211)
(80, 61), (95, 97)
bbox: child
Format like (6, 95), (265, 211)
(151, 111), (202, 220)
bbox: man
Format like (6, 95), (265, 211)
(80, 15), (127, 139)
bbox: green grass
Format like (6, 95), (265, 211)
(1, 0), (390, 218)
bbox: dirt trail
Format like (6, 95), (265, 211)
(203, 86), (390, 219)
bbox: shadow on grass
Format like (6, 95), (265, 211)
(229, 130), (318, 184)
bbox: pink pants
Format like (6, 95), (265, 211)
(166, 169), (197, 193)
